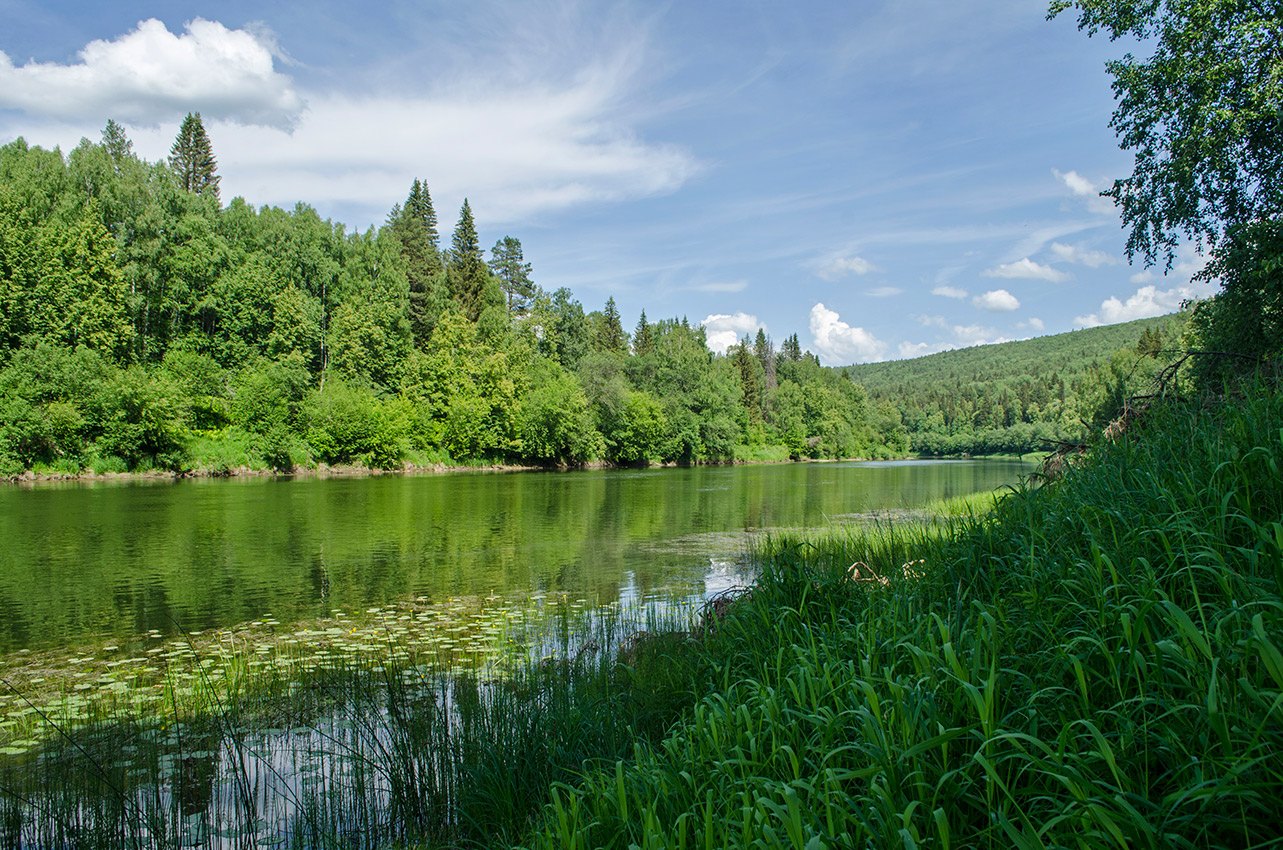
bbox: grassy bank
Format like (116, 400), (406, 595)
(519, 386), (1283, 848)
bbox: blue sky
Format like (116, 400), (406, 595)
(0, 0), (1212, 364)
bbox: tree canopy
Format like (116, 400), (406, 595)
(168, 113), (220, 201)
(1050, 0), (1283, 266)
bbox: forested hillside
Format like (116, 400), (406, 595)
(844, 314), (1186, 455)
(0, 118), (908, 476)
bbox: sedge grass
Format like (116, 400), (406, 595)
(0, 593), (708, 848)
(521, 384), (1283, 849)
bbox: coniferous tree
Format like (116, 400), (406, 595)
(754, 328), (777, 389)
(102, 120), (133, 164)
(488, 236), (534, 313)
(593, 297), (627, 354)
(781, 333), (803, 362)
(168, 113), (220, 201)
(633, 310), (654, 356)
(388, 179), (444, 346)
(407, 179), (439, 250)
(447, 199), (490, 321)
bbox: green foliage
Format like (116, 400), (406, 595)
(847, 314), (1181, 454)
(304, 379), (409, 468)
(518, 359), (603, 464)
(92, 365), (190, 470)
(1186, 218), (1283, 385)
(526, 383), (1283, 848)
(1053, 1), (1282, 391)
(230, 355), (311, 435)
(447, 199), (493, 321)
(488, 235), (534, 314)
(591, 296), (628, 355)
(168, 113), (220, 201)
(0, 128), (913, 473)
(387, 179), (443, 346)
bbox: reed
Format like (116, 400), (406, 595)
(522, 385), (1283, 848)
(0, 595), (707, 848)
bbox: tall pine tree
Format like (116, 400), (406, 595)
(387, 179), (444, 345)
(632, 310), (654, 356)
(447, 200), (492, 321)
(488, 236), (534, 314)
(593, 297), (627, 354)
(169, 113), (220, 201)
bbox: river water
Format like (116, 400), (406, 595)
(0, 459), (1030, 654)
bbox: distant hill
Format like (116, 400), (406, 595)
(843, 314), (1186, 456)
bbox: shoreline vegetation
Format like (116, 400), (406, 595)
(3, 384), (1279, 847)
(2, 120), (1178, 483)
(1, 450), (955, 485)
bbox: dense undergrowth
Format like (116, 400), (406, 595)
(5, 386), (1278, 848)
(519, 384), (1283, 848)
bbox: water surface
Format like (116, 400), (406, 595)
(0, 459), (1030, 653)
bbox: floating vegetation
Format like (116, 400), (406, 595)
(0, 588), (710, 848)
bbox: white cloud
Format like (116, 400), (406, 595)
(701, 312), (765, 354)
(1075, 279), (1218, 327)
(816, 255), (880, 280)
(931, 285), (968, 299)
(1, 18), (699, 226)
(972, 289), (1020, 312)
(898, 340), (950, 358)
(1050, 242), (1118, 268)
(0, 18), (303, 128)
(1018, 317), (1046, 332)
(864, 285), (902, 297)
(1052, 168), (1116, 215)
(1130, 270), (1158, 284)
(982, 257), (1071, 283)
(809, 303), (886, 365)
(693, 280), (748, 293)
(898, 319), (1010, 359)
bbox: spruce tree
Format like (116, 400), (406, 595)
(488, 236), (534, 314)
(782, 333), (803, 362)
(101, 119), (133, 164)
(754, 328), (777, 388)
(633, 310), (654, 356)
(447, 199), (489, 321)
(388, 179), (444, 345)
(593, 297), (627, 354)
(169, 112), (220, 201)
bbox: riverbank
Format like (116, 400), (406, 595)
(514, 384), (1283, 848)
(1, 449), (938, 486)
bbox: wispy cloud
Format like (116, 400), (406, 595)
(692, 280), (749, 293)
(809, 303), (886, 365)
(932, 284), (968, 299)
(1050, 242), (1118, 268)
(1, 15), (700, 227)
(865, 285), (902, 297)
(982, 258), (1071, 283)
(1052, 168), (1116, 215)
(816, 255), (880, 280)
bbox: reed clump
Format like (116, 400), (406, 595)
(523, 384), (1283, 848)
(0, 597), (708, 848)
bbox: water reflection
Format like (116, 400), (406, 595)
(0, 460), (1031, 653)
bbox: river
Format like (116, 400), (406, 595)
(0, 459), (1030, 655)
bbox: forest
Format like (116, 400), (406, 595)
(0, 115), (1184, 477)
(847, 313), (1185, 455)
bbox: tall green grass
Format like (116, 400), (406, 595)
(522, 387), (1283, 848)
(0, 599), (707, 848)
